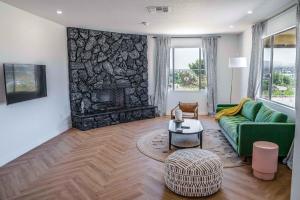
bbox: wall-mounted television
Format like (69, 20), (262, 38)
(3, 63), (47, 105)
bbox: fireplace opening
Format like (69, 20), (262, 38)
(91, 88), (125, 112)
(99, 90), (114, 105)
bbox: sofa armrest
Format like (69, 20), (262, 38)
(216, 104), (238, 112)
(238, 122), (295, 157)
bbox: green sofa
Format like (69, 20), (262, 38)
(217, 100), (295, 157)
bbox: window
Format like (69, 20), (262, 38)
(261, 28), (296, 108)
(169, 48), (206, 91)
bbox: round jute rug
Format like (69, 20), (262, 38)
(137, 129), (248, 168)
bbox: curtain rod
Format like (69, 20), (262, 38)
(151, 35), (221, 39)
(262, 3), (297, 24)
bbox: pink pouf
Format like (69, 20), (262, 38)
(252, 141), (279, 180)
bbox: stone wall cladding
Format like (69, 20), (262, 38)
(67, 27), (155, 130)
(67, 27), (149, 114)
(72, 106), (156, 131)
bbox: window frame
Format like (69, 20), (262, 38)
(260, 26), (296, 108)
(169, 47), (205, 91)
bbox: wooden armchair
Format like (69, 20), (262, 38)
(171, 102), (199, 119)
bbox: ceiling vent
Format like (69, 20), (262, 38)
(147, 6), (171, 14)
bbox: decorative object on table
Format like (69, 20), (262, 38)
(181, 125), (190, 129)
(164, 149), (223, 197)
(173, 119), (184, 123)
(136, 128), (248, 168)
(175, 128), (183, 133)
(252, 141), (279, 180)
(174, 108), (183, 122)
(171, 102), (198, 119)
(228, 57), (247, 103)
(168, 119), (203, 150)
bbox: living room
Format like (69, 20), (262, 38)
(0, 0), (299, 199)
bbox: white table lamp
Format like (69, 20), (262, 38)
(228, 57), (247, 103)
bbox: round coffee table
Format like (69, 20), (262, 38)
(168, 119), (203, 150)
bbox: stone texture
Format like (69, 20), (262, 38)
(97, 52), (108, 62)
(85, 37), (97, 51)
(70, 62), (84, 70)
(67, 27), (153, 130)
(72, 106), (156, 131)
(76, 38), (85, 47)
(129, 50), (140, 59)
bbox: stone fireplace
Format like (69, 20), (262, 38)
(91, 87), (125, 112)
(67, 27), (156, 130)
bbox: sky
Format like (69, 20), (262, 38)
(264, 48), (296, 67)
(171, 48), (200, 69)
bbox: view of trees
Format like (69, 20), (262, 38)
(188, 59), (205, 75)
(272, 72), (292, 86)
(171, 59), (207, 90)
(262, 72), (295, 97)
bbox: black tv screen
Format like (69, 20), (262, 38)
(3, 63), (47, 105)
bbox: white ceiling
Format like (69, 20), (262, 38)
(1, 0), (296, 35)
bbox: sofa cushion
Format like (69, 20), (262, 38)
(241, 100), (262, 121)
(219, 115), (251, 143)
(255, 105), (288, 123)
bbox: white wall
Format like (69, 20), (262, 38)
(238, 27), (251, 99)
(148, 34), (241, 115)
(0, 2), (70, 166)
(217, 34), (241, 104)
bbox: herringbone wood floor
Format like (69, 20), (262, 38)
(0, 116), (291, 200)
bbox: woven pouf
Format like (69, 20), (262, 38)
(164, 149), (223, 197)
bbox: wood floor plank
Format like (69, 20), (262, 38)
(0, 116), (292, 200)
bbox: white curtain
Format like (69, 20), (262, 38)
(284, 141), (294, 169)
(247, 22), (264, 99)
(284, 2), (300, 170)
(153, 36), (171, 116)
(202, 37), (218, 115)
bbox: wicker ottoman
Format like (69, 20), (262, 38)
(164, 149), (223, 197)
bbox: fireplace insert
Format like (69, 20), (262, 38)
(91, 88), (125, 112)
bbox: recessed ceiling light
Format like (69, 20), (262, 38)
(229, 25), (234, 28)
(247, 10), (253, 14)
(56, 10), (63, 15)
